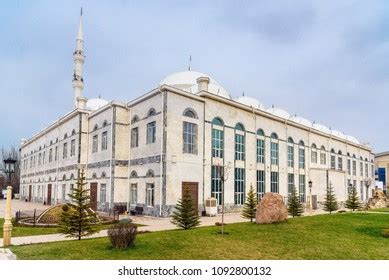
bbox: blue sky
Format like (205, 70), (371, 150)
(0, 0), (388, 152)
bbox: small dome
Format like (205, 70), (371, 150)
(235, 96), (265, 110)
(86, 98), (109, 111)
(331, 130), (345, 139)
(160, 71), (230, 99)
(345, 135), (360, 144)
(266, 107), (290, 119)
(313, 123), (331, 134)
(289, 116), (312, 127)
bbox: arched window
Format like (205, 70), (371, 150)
(320, 145), (326, 165)
(130, 171), (138, 178)
(71, 129), (76, 136)
(103, 120), (108, 127)
(338, 150), (343, 171)
(146, 169), (155, 178)
(56, 138), (58, 143)
(64, 133), (68, 139)
(50, 140), (53, 145)
(257, 129), (265, 136)
(256, 129), (265, 163)
(131, 115), (139, 124)
(270, 133), (279, 165)
(93, 124), (98, 131)
(235, 123), (245, 160)
(287, 137), (294, 167)
(311, 143), (317, 164)
(62, 174), (66, 181)
(347, 152), (350, 157)
(147, 108), (156, 117)
(212, 117), (224, 158)
(101, 171), (106, 178)
(183, 108), (198, 119)
(92, 173), (97, 179)
(330, 149), (336, 169)
(70, 173), (74, 180)
(299, 141), (305, 169)
(288, 137), (294, 143)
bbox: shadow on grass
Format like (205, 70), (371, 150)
(355, 227), (387, 238)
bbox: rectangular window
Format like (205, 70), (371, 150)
(183, 122), (198, 154)
(338, 157), (343, 171)
(299, 175), (306, 203)
(347, 159), (351, 175)
(320, 151), (326, 165)
(43, 152), (45, 164)
(102, 131), (108, 151)
(62, 184), (66, 201)
(256, 170), (265, 201)
(287, 146), (294, 167)
(271, 171), (279, 193)
(92, 135), (98, 153)
(352, 160), (356, 176)
(146, 183), (155, 206)
(360, 162), (363, 177)
(212, 129), (224, 158)
(360, 181), (364, 202)
(55, 146), (58, 161)
(271, 142), (279, 165)
(288, 173), (294, 197)
(234, 168), (245, 205)
(70, 139), (76, 157)
(100, 184), (107, 204)
(256, 139), (265, 163)
(365, 163), (368, 177)
(38, 153), (41, 165)
(235, 134), (245, 161)
(130, 183), (137, 205)
(299, 147), (305, 169)
(131, 127), (139, 148)
(330, 155), (336, 169)
(211, 165), (223, 205)
(63, 143), (67, 159)
(311, 150), (317, 164)
(146, 121), (156, 144)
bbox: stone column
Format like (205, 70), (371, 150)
(3, 186), (13, 247)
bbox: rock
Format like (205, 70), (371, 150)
(368, 189), (388, 209)
(256, 193), (288, 224)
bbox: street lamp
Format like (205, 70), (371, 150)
(364, 179), (371, 203)
(3, 157), (16, 246)
(308, 180), (313, 215)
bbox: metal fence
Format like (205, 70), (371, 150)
(15, 209), (44, 226)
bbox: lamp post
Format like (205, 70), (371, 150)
(308, 180), (313, 215)
(364, 179), (371, 203)
(3, 157), (16, 246)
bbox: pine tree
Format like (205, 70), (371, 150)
(59, 170), (100, 240)
(171, 187), (200, 230)
(345, 186), (361, 211)
(287, 187), (304, 217)
(241, 184), (257, 222)
(323, 183), (338, 214)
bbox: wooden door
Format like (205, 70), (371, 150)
(28, 185), (32, 202)
(90, 183), (98, 211)
(47, 184), (52, 205)
(182, 182), (199, 212)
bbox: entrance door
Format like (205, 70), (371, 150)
(90, 183), (98, 211)
(28, 185), (32, 202)
(47, 184), (52, 205)
(182, 182), (199, 212)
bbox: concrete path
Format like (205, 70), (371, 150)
(0, 199), (49, 218)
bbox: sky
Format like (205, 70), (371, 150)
(0, 0), (388, 153)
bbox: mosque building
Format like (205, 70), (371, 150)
(19, 13), (375, 216)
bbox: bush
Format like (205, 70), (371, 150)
(118, 218), (132, 224)
(382, 229), (389, 238)
(62, 204), (69, 212)
(108, 223), (137, 249)
(215, 222), (226, 226)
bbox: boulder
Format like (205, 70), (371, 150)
(368, 189), (388, 209)
(256, 193), (288, 224)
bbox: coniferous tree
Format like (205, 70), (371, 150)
(287, 187), (304, 217)
(171, 187), (200, 230)
(345, 186), (361, 211)
(323, 183), (338, 214)
(241, 184), (258, 222)
(59, 170), (99, 240)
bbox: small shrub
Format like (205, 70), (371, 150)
(382, 229), (389, 238)
(108, 223), (137, 249)
(118, 218), (132, 224)
(215, 222), (226, 226)
(338, 210), (346, 213)
(62, 204), (69, 212)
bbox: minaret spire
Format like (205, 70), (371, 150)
(72, 8), (85, 108)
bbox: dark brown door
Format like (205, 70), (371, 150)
(28, 185), (32, 202)
(182, 182), (199, 212)
(47, 184), (52, 205)
(90, 183), (98, 211)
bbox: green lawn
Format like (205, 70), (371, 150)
(11, 213), (389, 260)
(368, 208), (389, 213)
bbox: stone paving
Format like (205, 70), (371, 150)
(0, 199), (49, 218)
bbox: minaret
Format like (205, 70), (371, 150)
(72, 8), (85, 108)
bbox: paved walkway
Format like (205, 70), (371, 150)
(0, 199), (49, 218)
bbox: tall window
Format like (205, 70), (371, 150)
(270, 133), (279, 165)
(211, 165), (223, 205)
(320, 146), (326, 165)
(63, 143), (68, 159)
(100, 184), (107, 204)
(299, 175), (306, 203)
(288, 173), (294, 197)
(311, 144), (317, 163)
(330, 149), (336, 169)
(235, 123), (245, 161)
(102, 131), (108, 151)
(234, 168), (245, 205)
(145, 183), (154, 206)
(352, 160), (356, 176)
(43, 151), (45, 164)
(183, 122), (198, 154)
(38, 153), (41, 165)
(131, 127), (139, 148)
(338, 151), (343, 171)
(347, 159), (351, 175)
(147, 121), (156, 144)
(256, 129), (265, 163)
(287, 137), (294, 168)
(365, 163), (368, 177)
(271, 172), (279, 193)
(55, 146), (58, 161)
(212, 118), (224, 158)
(49, 148), (53, 163)
(360, 162), (363, 177)
(92, 135), (98, 153)
(256, 170), (265, 201)
(70, 139), (76, 157)
(130, 183), (137, 205)
(62, 184), (66, 201)
(299, 141), (305, 169)
(360, 181), (364, 202)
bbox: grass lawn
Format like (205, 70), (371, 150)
(11, 213), (389, 260)
(368, 208), (389, 213)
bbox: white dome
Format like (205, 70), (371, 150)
(86, 98), (109, 111)
(289, 116), (312, 127)
(345, 135), (360, 144)
(313, 123), (331, 134)
(235, 96), (265, 110)
(266, 107), (290, 119)
(331, 130), (346, 139)
(160, 71), (230, 99)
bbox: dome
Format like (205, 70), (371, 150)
(160, 71), (230, 99)
(86, 98), (109, 111)
(266, 107), (290, 119)
(345, 135), (360, 144)
(234, 96), (265, 110)
(313, 123), (331, 134)
(289, 115), (312, 128)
